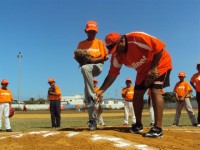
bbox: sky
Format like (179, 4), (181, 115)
(0, 0), (200, 101)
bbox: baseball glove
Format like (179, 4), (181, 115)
(144, 68), (159, 87)
(74, 49), (92, 66)
(48, 87), (55, 95)
(9, 107), (15, 118)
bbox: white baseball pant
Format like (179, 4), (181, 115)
(0, 103), (11, 130)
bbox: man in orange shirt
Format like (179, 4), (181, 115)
(173, 72), (197, 126)
(47, 78), (62, 128)
(96, 31), (172, 138)
(74, 21), (108, 131)
(0, 79), (13, 132)
(121, 78), (136, 126)
(190, 62), (200, 126)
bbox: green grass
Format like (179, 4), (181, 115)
(3, 109), (197, 132)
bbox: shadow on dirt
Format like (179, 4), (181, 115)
(58, 126), (143, 135)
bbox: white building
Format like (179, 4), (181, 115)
(61, 95), (84, 105)
(61, 95), (124, 109)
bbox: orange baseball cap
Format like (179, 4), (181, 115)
(126, 78), (132, 82)
(93, 78), (98, 83)
(48, 78), (55, 83)
(1, 79), (9, 84)
(85, 21), (98, 32)
(178, 72), (186, 77)
(105, 32), (121, 54)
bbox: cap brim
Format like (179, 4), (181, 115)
(108, 45), (117, 54)
(85, 27), (98, 32)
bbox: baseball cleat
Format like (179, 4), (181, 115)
(143, 126), (163, 138)
(88, 120), (97, 131)
(6, 129), (12, 132)
(129, 123), (143, 133)
(193, 123), (197, 127)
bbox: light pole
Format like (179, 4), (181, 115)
(17, 52), (23, 109)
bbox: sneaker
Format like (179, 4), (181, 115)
(88, 120), (97, 131)
(193, 123), (197, 127)
(143, 126), (163, 138)
(129, 123), (143, 133)
(197, 124), (200, 127)
(6, 129), (12, 132)
(172, 123), (178, 127)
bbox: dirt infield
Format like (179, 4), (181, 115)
(0, 110), (200, 150)
(0, 126), (200, 150)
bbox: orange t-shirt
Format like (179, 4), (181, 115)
(0, 88), (13, 103)
(108, 32), (172, 85)
(47, 85), (62, 100)
(76, 104), (80, 109)
(77, 38), (108, 59)
(190, 73), (200, 92)
(121, 86), (134, 101)
(173, 81), (192, 98)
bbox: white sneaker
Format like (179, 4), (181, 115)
(197, 124), (200, 127)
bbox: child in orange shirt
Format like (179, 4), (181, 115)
(23, 102), (27, 112)
(74, 21), (108, 131)
(0, 79), (13, 132)
(47, 78), (62, 128)
(190, 62), (200, 126)
(173, 72), (197, 126)
(121, 78), (136, 126)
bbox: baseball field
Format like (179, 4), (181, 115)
(0, 109), (199, 150)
